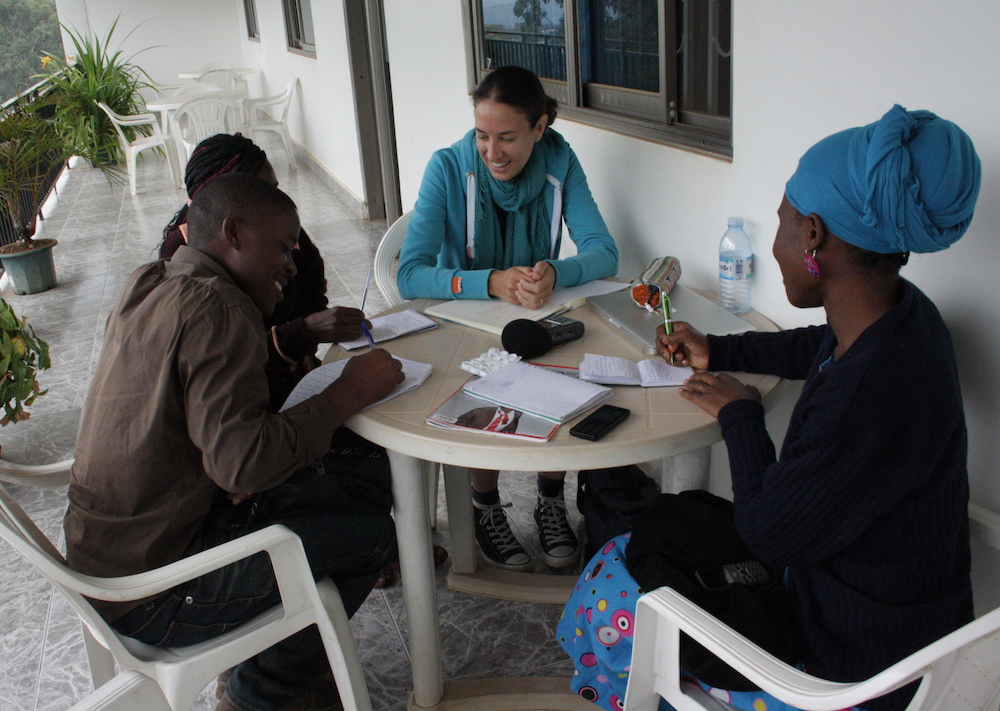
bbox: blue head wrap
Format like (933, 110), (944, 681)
(785, 104), (981, 254)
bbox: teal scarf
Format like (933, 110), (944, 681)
(466, 132), (552, 270)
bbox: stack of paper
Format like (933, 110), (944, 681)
(461, 361), (612, 423)
(280, 357), (432, 412)
(579, 353), (692, 387)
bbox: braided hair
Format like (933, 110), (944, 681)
(161, 133), (269, 245)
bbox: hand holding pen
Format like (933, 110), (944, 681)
(655, 318), (710, 370)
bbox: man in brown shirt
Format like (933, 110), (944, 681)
(65, 173), (403, 711)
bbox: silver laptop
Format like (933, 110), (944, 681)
(586, 285), (756, 354)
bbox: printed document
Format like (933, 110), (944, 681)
(280, 357), (432, 412)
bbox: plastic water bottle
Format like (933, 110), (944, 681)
(718, 217), (752, 313)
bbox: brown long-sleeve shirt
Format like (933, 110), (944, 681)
(65, 246), (338, 620)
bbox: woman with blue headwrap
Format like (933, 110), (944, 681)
(559, 105), (981, 711)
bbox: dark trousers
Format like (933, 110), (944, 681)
(111, 445), (397, 711)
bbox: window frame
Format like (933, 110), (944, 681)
(464, 0), (732, 159)
(243, 0), (260, 41)
(282, 0), (317, 57)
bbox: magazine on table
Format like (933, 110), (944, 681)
(426, 382), (560, 442)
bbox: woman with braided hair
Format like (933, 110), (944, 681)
(160, 133), (367, 411)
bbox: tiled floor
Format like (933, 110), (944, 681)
(0, 136), (580, 710)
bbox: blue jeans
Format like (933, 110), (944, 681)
(111, 455), (397, 711)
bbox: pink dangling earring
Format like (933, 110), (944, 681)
(804, 249), (821, 278)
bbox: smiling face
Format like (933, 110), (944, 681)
(226, 208), (300, 317)
(473, 98), (547, 181)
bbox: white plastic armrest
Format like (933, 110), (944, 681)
(115, 113), (159, 126)
(633, 588), (930, 711)
(66, 524), (308, 603)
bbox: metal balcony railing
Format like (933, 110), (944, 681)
(1, 74), (67, 248)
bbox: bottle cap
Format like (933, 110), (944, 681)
(727, 217), (744, 227)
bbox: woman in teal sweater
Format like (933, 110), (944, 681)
(398, 66), (619, 571)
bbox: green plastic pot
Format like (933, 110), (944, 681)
(0, 239), (58, 294)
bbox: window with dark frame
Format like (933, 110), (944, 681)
(243, 0), (260, 40)
(282, 0), (317, 55)
(468, 0), (732, 157)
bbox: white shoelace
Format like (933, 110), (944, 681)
(478, 503), (524, 555)
(537, 496), (574, 547)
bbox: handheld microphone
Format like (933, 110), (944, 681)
(501, 315), (585, 359)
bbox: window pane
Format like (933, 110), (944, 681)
(300, 0), (316, 47)
(580, 0), (659, 92)
(677, 0), (730, 118)
(481, 0), (566, 81)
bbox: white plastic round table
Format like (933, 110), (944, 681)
(325, 296), (782, 711)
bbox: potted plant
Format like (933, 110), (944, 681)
(0, 299), (49, 429)
(41, 17), (153, 167)
(0, 94), (72, 294)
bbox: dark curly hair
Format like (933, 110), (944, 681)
(161, 133), (269, 244)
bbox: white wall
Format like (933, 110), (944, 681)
(53, 0), (245, 89)
(54, 0), (367, 204)
(382, 0), (1000, 510)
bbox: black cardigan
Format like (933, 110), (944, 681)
(711, 279), (972, 711)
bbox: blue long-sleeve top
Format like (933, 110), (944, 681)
(710, 279), (972, 711)
(397, 128), (618, 300)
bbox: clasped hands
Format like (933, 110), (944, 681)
(488, 261), (555, 310)
(656, 321), (760, 418)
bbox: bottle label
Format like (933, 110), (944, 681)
(719, 254), (752, 280)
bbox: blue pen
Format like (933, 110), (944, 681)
(360, 269), (378, 349)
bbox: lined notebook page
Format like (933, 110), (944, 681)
(462, 361), (611, 422)
(339, 309), (437, 350)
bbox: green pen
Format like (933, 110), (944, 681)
(660, 292), (675, 365)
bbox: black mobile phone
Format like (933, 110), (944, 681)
(570, 404), (630, 441)
(695, 560), (772, 591)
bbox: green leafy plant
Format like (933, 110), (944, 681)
(41, 16), (153, 166)
(0, 299), (49, 425)
(0, 94), (72, 246)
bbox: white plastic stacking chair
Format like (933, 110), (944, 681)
(372, 210), (441, 524)
(0, 482), (372, 711)
(0, 456), (73, 486)
(195, 68), (249, 94)
(97, 102), (182, 195)
(172, 95), (242, 161)
(67, 670), (171, 711)
(373, 211), (411, 309)
(623, 503), (1000, 711)
(246, 79), (298, 169)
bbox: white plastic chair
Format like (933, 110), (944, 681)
(0, 482), (372, 711)
(623, 503), (1000, 711)
(0, 456), (72, 486)
(246, 79), (298, 170)
(172, 95), (241, 161)
(195, 68), (249, 95)
(372, 210), (441, 523)
(97, 102), (182, 196)
(373, 211), (411, 308)
(68, 670), (171, 711)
